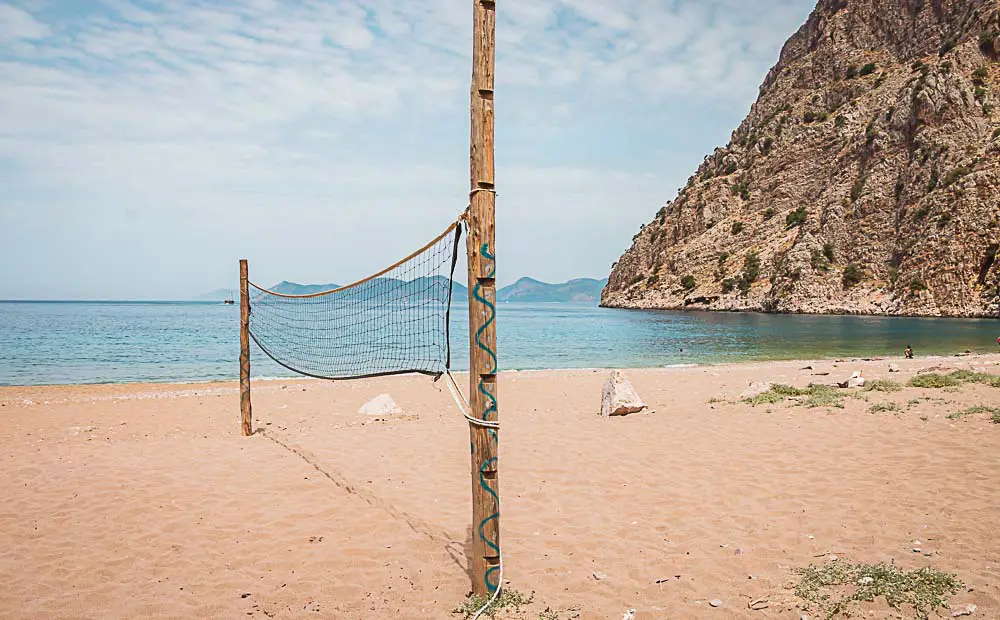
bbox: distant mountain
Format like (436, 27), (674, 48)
(497, 277), (608, 303)
(205, 276), (604, 304)
(261, 277), (469, 301)
(268, 281), (341, 296)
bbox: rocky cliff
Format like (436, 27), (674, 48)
(602, 0), (1000, 317)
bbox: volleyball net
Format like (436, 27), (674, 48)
(246, 220), (463, 381)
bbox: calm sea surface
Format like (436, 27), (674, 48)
(0, 301), (997, 386)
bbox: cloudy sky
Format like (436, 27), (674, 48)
(0, 0), (815, 299)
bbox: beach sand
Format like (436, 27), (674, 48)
(1, 355), (999, 619)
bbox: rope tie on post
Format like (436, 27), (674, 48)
(462, 188), (497, 223)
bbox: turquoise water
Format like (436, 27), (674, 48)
(0, 300), (997, 386)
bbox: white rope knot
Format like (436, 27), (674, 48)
(469, 187), (497, 198)
(462, 188), (497, 221)
(441, 371), (500, 430)
(464, 415), (500, 429)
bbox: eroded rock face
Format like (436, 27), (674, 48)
(603, 0), (1000, 317)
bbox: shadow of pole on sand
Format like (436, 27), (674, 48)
(256, 428), (470, 574)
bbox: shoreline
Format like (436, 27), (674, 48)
(3, 352), (999, 395)
(600, 297), (1000, 319)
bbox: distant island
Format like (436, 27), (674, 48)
(268, 281), (342, 296)
(201, 277), (607, 304)
(496, 277), (608, 303)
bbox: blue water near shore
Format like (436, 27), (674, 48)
(0, 300), (997, 386)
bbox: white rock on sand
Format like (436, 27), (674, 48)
(847, 371), (865, 388)
(739, 381), (773, 400)
(357, 393), (402, 416)
(601, 370), (646, 417)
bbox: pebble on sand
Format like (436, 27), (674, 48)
(709, 599), (723, 608)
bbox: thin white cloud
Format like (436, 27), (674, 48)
(0, 3), (50, 41)
(0, 0), (815, 298)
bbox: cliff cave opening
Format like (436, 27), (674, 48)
(977, 244), (998, 286)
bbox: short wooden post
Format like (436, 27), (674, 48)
(467, 0), (500, 597)
(239, 259), (253, 436)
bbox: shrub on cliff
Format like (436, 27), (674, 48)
(942, 165), (971, 187)
(811, 249), (829, 272)
(785, 206), (807, 228)
(981, 31), (998, 55)
(842, 263), (863, 288)
(739, 252), (761, 294)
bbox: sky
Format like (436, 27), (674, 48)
(0, 0), (816, 300)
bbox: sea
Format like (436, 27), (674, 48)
(0, 300), (997, 386)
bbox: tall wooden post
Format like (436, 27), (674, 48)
(239, 259), (253, 437)
(467, 0), (500, 597)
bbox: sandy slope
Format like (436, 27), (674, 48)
(1, 355), (998, 619)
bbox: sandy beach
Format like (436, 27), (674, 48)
(2, 355), (999, 619)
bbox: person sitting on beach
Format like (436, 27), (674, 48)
(904, 345), (913, 359)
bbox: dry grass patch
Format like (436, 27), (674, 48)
(908, 374), (961, 389)
(909, 370), (1000, 389)
(792, 559), (963, 619)
(743, 384), (845, 408)
(868, 402), (900, 414)
(864, 379), (902, 392)
(948, 405), (1000, 421)
(454, 589), (534, 619)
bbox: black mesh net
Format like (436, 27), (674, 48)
(247, 221), (463, 380)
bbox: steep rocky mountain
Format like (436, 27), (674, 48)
(602, 0), (1000, 317)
